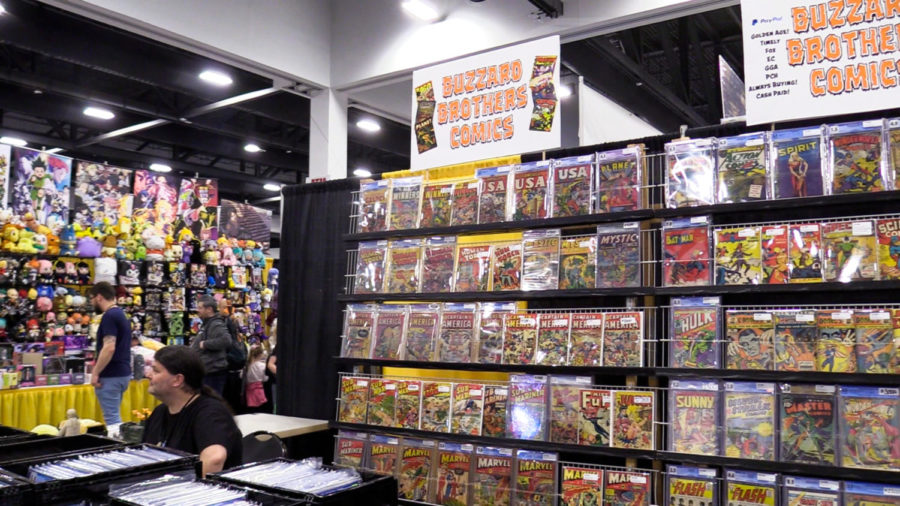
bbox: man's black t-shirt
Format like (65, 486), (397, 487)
(142, 394), (242, 470)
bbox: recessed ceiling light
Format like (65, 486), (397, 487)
(558, 85), (572, 98)
(353, 168), (372, 178)
(244, 143), (262, 153)
(401, 0), (440, 21)
(0, 136), (27, 147)
(263, 183), (283, 192)
(199, 70), (233, 86)
(83, 106), (115, 120)
(356, 119), (381, 133)
(45, 148), (64, 154)
(33, 89), (43, 95)
(149, 163), (172, 173)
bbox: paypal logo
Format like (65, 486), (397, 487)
(752, 16), (783, 25)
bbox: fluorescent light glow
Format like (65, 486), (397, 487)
(353, 168), (372, 178)
(0, 136), (26, 147)
(199, 70), (233, 86)
(149, 163), (172, 173)
(0, 4), (6, 15)
(263, 183), (282, 192)
(401, 0), (440, 21)
(356, 119), (381, 133)
(83, 106), (115, 120)
(558, 85), (572, 98)
(244, 143), (262, 153)
(45, 148), (64, 154)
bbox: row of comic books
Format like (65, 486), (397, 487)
(341, 303), (645, 367)
(663, 214), (900, 287)
(669, 380), (900, 471)
(665, 117), (900, 208)
(337, 374), (656, 450)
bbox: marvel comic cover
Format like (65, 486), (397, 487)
(568, 313), (605, 367)
(596, 147), (642, 213)
(844, 480), (900, 506)
(477, 166), (511, 224)
(477, 302), (516, 365)
(451, 179), (479, 226)
(338, 376), (369, 424)
(451, 383), (484, 436)
(603, 470), (651, 506)
(779, 383), (836, 465)
(665, 138), (717, 208)
(552, 155), (594, 218)
(366, 379), (397, 426)
(511, 161), (551, 221)
(829, 121), (885, 194)
(597, 222), (641, 288)
(341, 304), (377, 359)
(725, 310), (774, 371)
(482, 384), (509, 438)
(388, 176), (421, 230)
(455, 244), (492, 292)
(436, 443), (473, 506)
(536, 313), (570, 366)
(611, 390), (654, 450)
(502, 313), (538, 365)
(715, 226), (762, 285)
(395, 379), (422, 430)
(513, 450), (557, 506)
(876, 217), (900, 280)
(421, 381), (452, 433)
(561, 465), (603, 506)
(522, 229), (560, 291)
(773, 310), (817, 372)
(507, 374), (547, 441)
(437, 303), (477, 363)
(386, 239), (422, 293)
(404, 305), (440, 362)
(398, 438), (436, 502)
(354, 240), (387, 294)
(367, 434), (400, 476)
(725, 471), (777, 506)
(357, 180), (390, 233)
(490, 241), (522, 292)
(788, 223), (824, 283)
(73, 161), (133, 230)
(559, 236), (596, 289)
(822, 220), (877, 282)
(891, 118), (900, 189)
(603, 311), (644, 367)
(577, 388), (611, 447)
(761, 226), (789, 284)
(816, 310), (856, 373)
(717, 132), (768, 203)
(771, 127), (825, 199)
(669, 297), (721, 369)
(421, 236), (456, 293)
(855, 310), (894, 374)
(782, 476), (840, 506)
(839, 386), (900, 469)
(335, 431), (368, 468)
(548, 376), (591, 444)
(669, 380), (720, 455)
(473, 446), (513, 506)
(371, 307), (407, 360)
(667, 466), (717, 506)
(419, 181), (454, 228)
(663, 217), (711, 287)
(723, 382), (776, 460)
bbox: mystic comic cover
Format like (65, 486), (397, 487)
(436, 443), (472, 506)
(829, 121), (885, 194)
(603, 311), (643, 367)
(771, 127), (825, 199)
(398, 438), (436, 502)
(876, 217), (900, 280)
(788, 223), (824, 283)
(773, 311), (817, 372)
(341, 304), (376, 359)
(366, 378), (396, 426)
(367, 434), (400, 476)
(568, 313), (605, 367)
(725, 310), (774, 371)
(552, 155), (594, 218)
(451, 383), (484, 436)
(597, 222), (641, 288)
(502, 313), (538, 365)
(511, 161), (551, 221)
(548, 376), (591, 444)
(561, 465), (603, 506)
(437, 303), (477, 363)
(477, 166), (511, 224)
(419, 181), (453, 228)
(577, 388), (611, 447)
(472, 446), (513, 506)
(385, 239), (421, 293)
(356, 180), (390, 234)
(603, 470), (651, 506)
(761, 225), (789, 284)
(667, 466), (717, 506)
(521, 229), (561, 291)
(663, 217), (711, 287)
(839, 386), (900, 470)
(513, 451), (557, 506)
(482, 384), (509, 438)
(822, 220), (877, 282)
(395, 379), (422, 430)
(335, 431), (367, 468)
(611, 390), (654, 450)
(669, 380), (720, 455)
(338, 376), (369, 424)
(717, 132), (768, 203)
(370, 308), (407, 360)
(596, 147), (642, 213)
(779, 383), (836, 465)
(669, 297), (721, 369)
(782, 476), (840, 506)
(403, 305), (440, 362)
(725, 471), (777, 506)
(450, 179), (479, 226)
(476, 302), (516, 365)
(421, 381), (452, 433)
(535, 313), (570, 366)
(420, 237), (456, 293)
(816, 310), (856, 373)
(73, 161), (133, 230)
(507, 375), (547, 441)
(490, 241), (522, 292)
(665, 138), (717, 208)
(723, 382), (776, 460)
(715, 226), (762, 285)
(455, 244), (492, 292)
(855, 310), (894, 374)
(559, 236), (596, 289)
(353, 240), (387, 294)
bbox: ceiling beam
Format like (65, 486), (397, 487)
(688, 23), (720, 121)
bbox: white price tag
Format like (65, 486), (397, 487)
(870, 312), (890, 320)
(802, 128), (821, 136)
(765, 227), (785, 236)
(587, 319), (604, 325)
(624, 222), (639, 229)
(621, 317), (637, 325)
(462, 444), (474, 451)
(386, 383), (396, 390)
(739, 227), (757, 238)
(630, 475), (647, 484)
(800, 224), (819, 232)
(583, 472), (600, 482)
(440, 187), (452, 194)
(408, 384), (420, 391)
(863, 120), (883, 128)
(820, 481), (839, 491)
(496, 389), (508, 396)
(797, 314), (815, 322)
(468, 183), (479, 189)
(356, 380), (368, 387)
(470, 389), (482, 397)
(815, 385), (836, 393)
(700, 469), (716, 478)
(753, 313), (772, 321)
(691, 216), (708, 224)
(833, 312), (852, 320)
(852, 221), (873, 236)
(553, 319), (569, 326)
(438, 385), (451, 393)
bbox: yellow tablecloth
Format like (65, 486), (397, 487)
(0, 379), (160, 431)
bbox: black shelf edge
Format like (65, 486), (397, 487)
(333, 357), (653, 376)
(657, 368), (900, 385)
(654, 280), (900, 296)
(338, 287), (654, 302)
(654, 189), (900, 219)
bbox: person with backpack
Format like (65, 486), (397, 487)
(218, 298), (247, 412)
(191, 295), (234, 396)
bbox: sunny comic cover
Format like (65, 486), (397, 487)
(667, 466), (717, 506)
(779, 383), (837, 465)
(559, 235), (596, 289)
(665, 138), (717, 208)
(507, 374), (548, 441)
(552, 154), (595, 218)
(472, 446), (513, 506)
(548, 375), (592, 445)
(717, 132), (769, 203)
(663, 217), (712, 287)
(597, 222), (641, 288)
(596, 146), (643, 213)
(725, 310), (774, 371)
(669, 380), (720, 456)
(669, 296), (721, 369)
(723, 381), (776, 460)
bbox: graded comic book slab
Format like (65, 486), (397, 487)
(513, 450), (557, 506)
(357, 180), (390, 234)
(451, 179), (480, 226)
(725, 470), (777, 506)
(366, 378), (397, 426)
(491, 241), (522, 292)
(715, 226), (762, 286)
(371, 308), (407, 361)
(773, 311), (817, 372)
(667, 466), (717, 506)
(559, 236), (596, 290)
(548, 376), (591, 445)
(335, 431), (368, 468)
(436, 442), (473, 506)
(421, 237), (456, 293)
(822, 220), (877, 282)
(577, 388), (611, 447)
(717, 132), (768, 203)
(829, 121), (886, 194)
(771, 127), (825, 199)
(669, 297), (721, 369)
(388, 176), (422, 230)
(603, 470), (651, 506)
(761, 225), (789, 284)
(611, 390), (654, 450)
(779, 383), (837, 465)
(419, 181), (454, 228)
(437, 303), (477, 363)
(535, 313), (570, 366)
(603, 311), (643, 367)
(477, 167), (511, 225)
(338, 377), (369, 424)
(839, 386), (900, 470)
(395, 379), (422, 430)
(596, 147), (642, 213)
(561, 465), (603, 506)
(404, 305), (440, 362)
(788, 223), (824, 283)
(502, 313), (538, 365)
(816, 310), (856, 373)
(725, 310), (774, 371)
(723, 382), (776, 460)
(663, 217), (711, 287)
(876, 217), (900, 280)
(568, 313), (605, 367)
(398, 438), (436, 502)
(665, 138), (716, 208)
(507, 375), (548, 441)
(421, 381), (453, 433)
(482, 384), (509, 438)
(354, 240), (387, 294)
(386, 239), (422, 294)
(341, 304), (376, 359)
(844, 480), (900, 506)
(367, 434), (400, 476)
(511, 161), (551, 221)
(597, 222), (641, 288)
(521, 229), (561, 291)
(477, 302), (516, 365)
(451, 383), (484, 436)
(455, 244), (492, 292)
(855, 310), (894, 374)
(782, 476), (840, 506)
(472, 446), (513, 506)
(552, 155), (594, 218)
(669, 380), (720, 456)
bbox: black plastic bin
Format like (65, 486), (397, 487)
(0, 426), (36, 445)
(108, 478), (303, 506)
(0, 469), (31, 506)
(0, 434), (124, 467)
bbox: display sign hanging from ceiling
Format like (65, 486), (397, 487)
(410, 35), (561, 170)
(741, 0), (900, 125)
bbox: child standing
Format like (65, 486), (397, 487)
(242, 346), (268, 412)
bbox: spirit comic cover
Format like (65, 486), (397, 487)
(536, 313), (570, 366)
(669, 380), (720, 455)
(568, 313), (604, 367)
(723, 382), (776, 460)
(353, 240), (387, 294)
(725, 310), (774, 371)
(822, 220), (877, 282)
(892, 118), (900, 189)
(335, 431), (367, 468)
(421, 381), (452, 433)
(477, 166), (511, 224)
(482, 384), (509, 438)
(717, 132), (768, 203)
(552, 155), (594, 218)
(436, 443), (472, 506)
(511, 161), (551, 221)
(366, 379), (397, 426)
(549, 376), (591, 444)
(816, 310), (856, 373)
(788, 223), (824, 283)
(726, 471), (777, 506)
(603, 470), (651, 506)
(490, 241), (522, 292)
(663, 217), (711, 287)
(420, 237), (456, 293)
(513, 450), (557, 506)
(473, 446), (513, 506)
(455, 244), (492, 292)
(577, 388), (611, 447)
(773, 311), (817, 372)
(603, 311), (643, 367)
(876, 217), (900, 280)
(669, 297), (721, 369)
(388, 176), (422, 230)
(477, 302), (516, 365)
(665, 138), (717, 208)
(771, 127), (825, 199)
(779, 383), (836, 465)
(561, 465), (603, 506)
(839, 386), (900, 470)
(855, 310), (894, 374)
(829, 121), (885, 194)
(761, 226), (789, 284)
(338, 376), (369, 424)
(667, 466), (717, 506)
(597, 222), (641, 288)
(395, 379), (422, 430)
(419, 181), (453, 228)
(404, 305), (440, 362)
(611, 390), (654, 450)
(715, 226), (762, 285)
(357, 180), (390, 233)
(782, 476), (840, 506)
(844, 480), (900, 506)
(367, 434), (400, 476)
(386, 239), (422, 293)
(507, 375), (547, 441)
(437, 304), (477, 363)
(596, 147), (642, 213)
(341, 304), (376, 359)
(451, 179), (479, 226)
(451, 383), (484, 436)
(559, 236), (596, 289)
(522, 229), (561, 291)
(502, 313), (538, 365)
(371, 308), (407, 360)
(399, 438), (435, 502)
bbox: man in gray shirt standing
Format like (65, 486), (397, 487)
(191, 295), (232, 396)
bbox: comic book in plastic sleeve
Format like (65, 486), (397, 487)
(482, 384), (509, 438)
(611, 390), (654, 450)
(502, 313), (538, 365)
(844, 480), (900, 506)
(341, 304), (377, 359)
(603, 311), (644, 367)
(773, 310), (817, 372)
(667, 465), (717, 506)
(552, 154), (594, 218)
(490, 241), (522, 292)
(715, 226), (762, 285)
(894, 309), (900, 374)
(419, 180), (454, 229)
(420, 236), (456, 293)
(476, 302), (516, 365)
(366, 434), (400, 476)
(828, 120), (886, 194)
(779, 383), (836, 465)
(338, 376), (369, 424)
(663, 216), (711, 287)
(577, 388), (611, 447)
(596, 146), (642, 213)
(876, 217), (900, 280)
(822, 220), (878, 282)
(513, 450), (557, 506)
(385, 239), (422, 293)
(770, 126), (825, 199)
(665, 137), (717, 208)
(404, 304), (440, 362)
(559, 235), (596, 289)
(357, 179), (391, 233)
(451, 383), (484, 436)
(455, 243), (492, 292)
(388, 176), (422, 230)
(506, 374), (548, 441)
(451, 178), (480, 226)
(548, 375), (592, 444)
(782, 475), (840, 506)
(568, 313), (604, 367)
(436, 442), (473, 506)
(421, 381), (452, 433)
(561, 465), (603, 506)
(370, 306), (407, 360)
(366, 378), (397, 426)
(816, 309), (856, 373)
(890, 117), (900, 189)
(855, 310), (894, 374)
(334, 430), (368, 468)
(535, 313), (570, 366)
(723, 381), (776, 460)
(603, 470), (651, 506)
(437, 303), (477, 363)
(473, 446), (513, 506)
(725, 470), (778, 506)
(668, 379), (720, 455)
(725, 310), (774, 371)
(415, 81), (437, 154)
(511, 160), (551, 221)
(521, 229), (561, 291)
(717, 132), (768, 203)
(669, 296), (721, 369)
(395, 379), (422, 430)
(597, 222), (641, 288)
(761, 225), (789, 284)
(788, 223), (824, 283)
(838, 385), (900, 470)
(477, 166), (512, 225)
(353, 240), (387, 294)
(398, 438), (436, 502)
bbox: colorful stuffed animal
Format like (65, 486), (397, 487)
(60, 225), (77, 256)
(76, 237), (101, 258)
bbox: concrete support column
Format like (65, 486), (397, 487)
(308, 88), (348, 181)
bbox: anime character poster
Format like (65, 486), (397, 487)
(11, 147), (72, 234)
(0, 144), (10, 210)
(174, 178), (219, 240)
(133, 169), (179, 235)
(73, 162), (133, 230)
(220, 199), (273, 245)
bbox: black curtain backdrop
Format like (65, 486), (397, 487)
(277, 179), (354, 419)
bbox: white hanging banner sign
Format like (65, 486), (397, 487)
(410, 35), (561, 170)
(741, 0), (900, 125)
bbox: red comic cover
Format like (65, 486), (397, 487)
(371, 309), (406, 360)
(421, 381), (452, 433)
(482, 384), (509, 438)
(338, 376), (369, 424)
(568, 313), (605, 367)
(552, 156), (594, 218)
(335, 432), (366, 468)
(451, 179), (479, 226)
(490, 241), (522, 291)
(876, 217), (900, 280)
(437, 304), (477, 363)
(663, 219), (711, 287)
(366, 379), (397, 426)
(367, 435), (400, 476)
(561, 465), (603, 506)
(513, 451), (557, 506)
(761, 225), (789, 284)
(611, 390), (655, 450)
(578, 388), (611, 447)
(502, 313), (538, 365)
(788, 223), (823, 283)
(535, 313), (570, 366)
(455, 244), (492, 292)
(603, 311), (643, 367)
(420, 238), (456, 293)
(472, 446), (513, 506)
(436, 443), (472, 506)
(395, 379), (422, 430)
(419, 181), (453, 228)
(603, 470), (651, 506)
(451, 383), (484, 436)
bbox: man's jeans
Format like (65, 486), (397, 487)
(94, 376), (131, 426)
